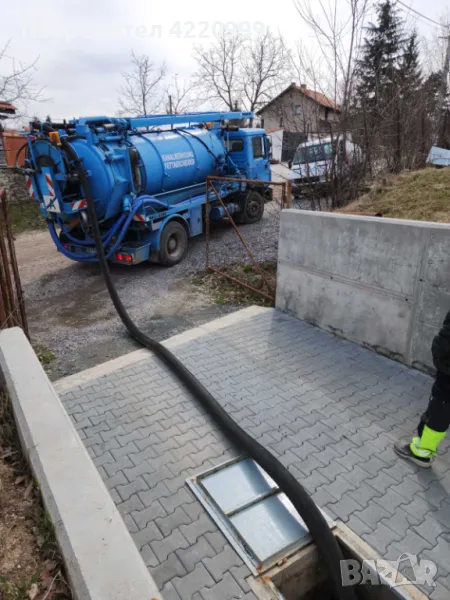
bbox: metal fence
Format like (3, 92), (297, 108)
(0, 188), (28, 336)
(205, 176), (292, 304)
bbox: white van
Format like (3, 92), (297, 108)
(289, 136), (363, 191)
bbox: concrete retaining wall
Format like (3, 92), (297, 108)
(0, 327), (163, 600)
(276, 209), (450, 373)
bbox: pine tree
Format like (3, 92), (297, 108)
(399, 31), (422, 98)
(356, 0), (405, 112)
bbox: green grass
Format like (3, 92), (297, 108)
(34, 346), (56, 366)
(193, 262), (277, 308)
(340, 168), (450, 222)
(8, 201), (46, 235)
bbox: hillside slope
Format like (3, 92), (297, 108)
(340, 168), (450, 222)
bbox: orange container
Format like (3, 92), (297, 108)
(1, 132), (26, 167)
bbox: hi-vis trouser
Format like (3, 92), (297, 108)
(410, 373), (450, 458)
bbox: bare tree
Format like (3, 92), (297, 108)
(118, 51), (167, 116)
(193, 30), (290, 119)
(293, 0), (369, 112)
(0, 39), (44, 117)
(241, 30), (291, 122)
(292, 0), (370, 207)
(193, 32), (242, 110)
(165, 74), (196, 114)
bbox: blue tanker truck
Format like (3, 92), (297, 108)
(22, 111), (272, 266)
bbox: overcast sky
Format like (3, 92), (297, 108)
(1, 0), (449, 121)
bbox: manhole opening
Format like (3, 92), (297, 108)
(187, 456), (334, 575)
(249, 523), (429, 600)
(187, 457), (429, 600)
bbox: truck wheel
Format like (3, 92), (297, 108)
(236, 190), (265, 224)
(159, 221), (188, 267)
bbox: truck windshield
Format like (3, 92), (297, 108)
(294, 142), (333, 164)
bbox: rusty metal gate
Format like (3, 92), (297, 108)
(205, 176), (291, 304)
(0, 188), (28, 336)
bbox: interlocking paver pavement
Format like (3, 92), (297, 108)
(58, 308), (450, 599)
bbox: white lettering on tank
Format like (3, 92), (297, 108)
(162, 151), (195, 170)
(165, 158), (195, 169)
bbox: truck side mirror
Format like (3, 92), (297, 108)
(288, 160), (292, 169)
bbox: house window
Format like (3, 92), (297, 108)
(295, 105), (303, 115)
(279, 116), (284, 128)
(251, 136), (266, 159)
(186, 457), (335, 575)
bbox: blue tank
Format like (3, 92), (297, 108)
(23, 111), (272, 265)
(30, 116), (228, 221)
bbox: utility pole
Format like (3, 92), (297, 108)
(169, 94), (173, 129)
(434, 29), (450, 145)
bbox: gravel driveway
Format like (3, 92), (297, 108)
(16, 205), (281, 380)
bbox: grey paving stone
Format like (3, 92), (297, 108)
(173, 564), (215, 600)
(151, 553), (187, 589)
(388, 530), (434, 563)
(373, 488), (408, 515)
(180, 514), (218, 545)
(392, 475), (428, 501)
(184, 500), (205, 522)
(325, 475), (355, 500)
(139, 481), (171, 506)
(132, 522), (163, 550)
(116, 477), (148, 502)
(116, 493), (145, 517)
(419, 535), (450, 574)
(141, 543), (159, 568)
(132, 502), (167, 529)
(103, 456), (133, 477)
(162, 488), (194, 514)
(430, 580), (450, 600)
(361, 522), (403, 554)
(353, 502), (391, 529)
(176, 536), (216, 572)
(329, 496), (363, 522)
(346, 514), (374, 537)
(203, 545), (243, 582)
(201, 572), (246, 600)
(152, 529), (190, 563)
(414, 514), (450, 546)
(64, 309), (450, 598)
(161, 582), (182, 600)
(205, 531), (228, 554)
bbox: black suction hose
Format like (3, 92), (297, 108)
(56, 130), (356, 600)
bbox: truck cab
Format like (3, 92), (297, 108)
(225, 128), (272, 182)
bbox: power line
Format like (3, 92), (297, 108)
(396, 0), (447, 29)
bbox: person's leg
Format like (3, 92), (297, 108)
(395, 372), (450, 466)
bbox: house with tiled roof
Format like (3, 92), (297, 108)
(257, 82), (341, 137)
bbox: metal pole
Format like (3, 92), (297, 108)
(208, 179), (275, 297)
(286, 181), (292, 209)
(1, 189), (28, 336)
(0, 202), (16, 327)
(205, 179), (210, 269)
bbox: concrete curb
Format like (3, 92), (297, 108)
(54, 305), (272, 394)
(0, 327), (163, 600)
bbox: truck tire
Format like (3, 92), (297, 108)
(236, 190), (265, 224)
(159, 221), (188, 267)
